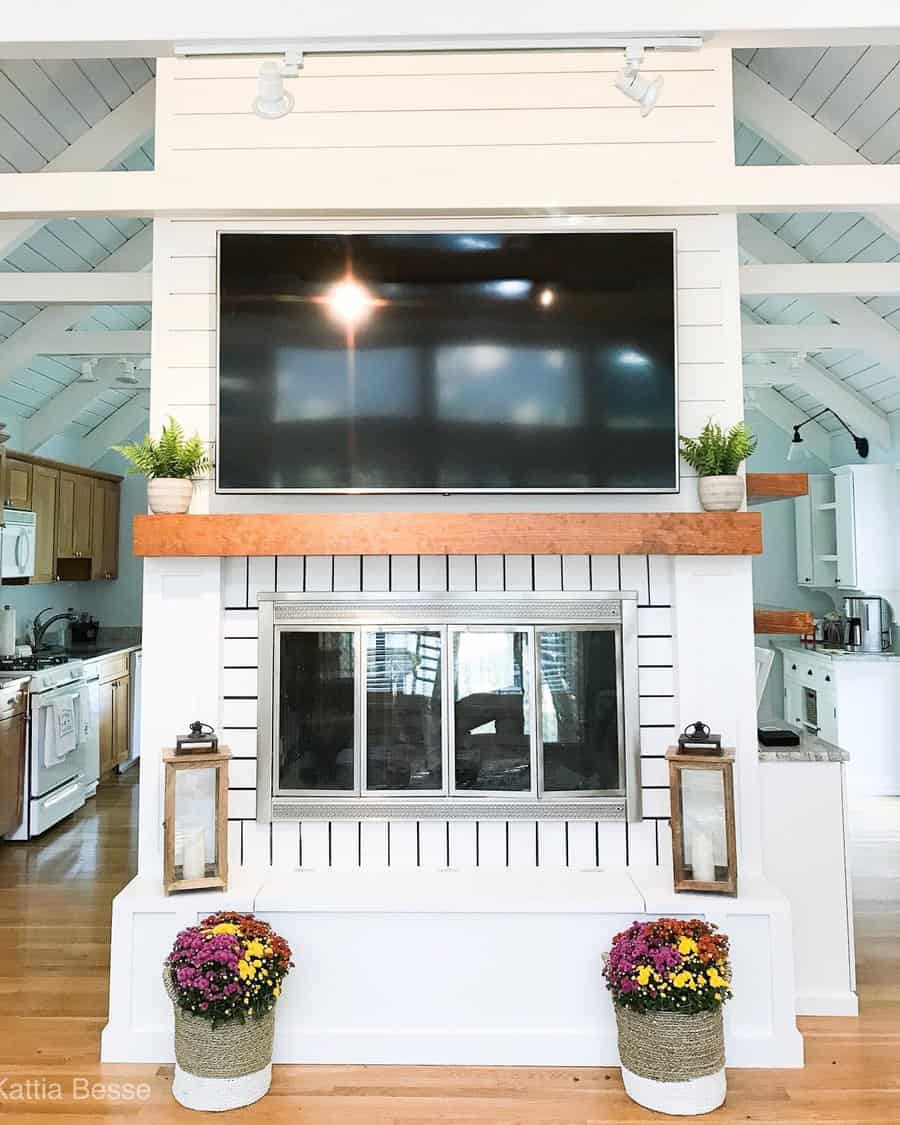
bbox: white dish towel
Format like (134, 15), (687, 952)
(43, 694), (78, 767)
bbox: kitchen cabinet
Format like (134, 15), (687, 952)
(90, 478), (120, 580)
(97, 652), (131, 776)
(99, 676), (130, 776)
(4, 457), (32, 509)
(794, 465), (899, 593)
(57, 471), (94, 560)
(31, 465), (59, 585)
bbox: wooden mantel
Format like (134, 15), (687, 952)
(133, 512), (762, 558)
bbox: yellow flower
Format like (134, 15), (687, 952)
(714, 993), (722, 1001)
(707, 967), (729, 990)
(245, 940), (265, 958)
(677, 937), (698, 956)
(273, 987), (280, 997)
(636, 965), (653, 987)
(672, 971), (695, 990)
(211, 922), (241, 935)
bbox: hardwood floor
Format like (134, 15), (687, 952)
(0, 771), (896, 1122)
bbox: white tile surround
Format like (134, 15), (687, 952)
(221, 553), (676, 872)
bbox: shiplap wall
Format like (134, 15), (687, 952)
(220, 552), (674, 872)
(153, 49), (734, 211)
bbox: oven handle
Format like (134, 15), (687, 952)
(796, 718), (821, 734)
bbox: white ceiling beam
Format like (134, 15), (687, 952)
(21, 368), (123, 454)
(6, 164), (900, 219)
(739, 215), (900, 373)
(733, 59), (900, 244)
(80, 396), (149, 468)
(0, 272), (152, 305)
(743, 361), (891, 447)
(741, 262), (900, 298)
(742, 324), (864, 351)
(0, 225), (153, 386)
(4, 3), (900, 56)
(748, 388), (831, 462)
(38, 330), (151, 356)
(0, 82), (155, 261)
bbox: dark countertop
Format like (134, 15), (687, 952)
(65, 643), (141, 660)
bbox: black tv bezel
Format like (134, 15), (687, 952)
(215, 226), (680, 495)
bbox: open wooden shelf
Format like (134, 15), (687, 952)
(747, 473), (808, 504)
(754, 607), (816, 635)
(133, 511), (763, 558)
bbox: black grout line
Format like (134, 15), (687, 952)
(327, 822), (332, 867)
(387, 821), (391, 867)
(244, 557), (249, 608)
(654, 821), (661, 865)
(475, 821), (480, 866)
(416, 821), (421, 867)
(624, 818), (630, 865)
(298, 822), (303, 867)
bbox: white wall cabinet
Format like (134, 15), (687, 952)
(795, 465), (899, 594)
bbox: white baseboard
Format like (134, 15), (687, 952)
(795, 992), (859, 1017)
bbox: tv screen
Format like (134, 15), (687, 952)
(217, 231), (677, 492)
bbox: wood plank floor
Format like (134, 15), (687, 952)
(0, 768), (896, 1122)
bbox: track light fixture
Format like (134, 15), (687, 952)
(615, 46), (663, 116)
(77, 358), (98, 383)
(116, 359), (139, 386)
(788, 407), (869, 462)
(252, 49), (303, 119)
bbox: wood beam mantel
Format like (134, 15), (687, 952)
(133, 512), (763, 558)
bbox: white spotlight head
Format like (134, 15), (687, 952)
(323, 278), (377, 328)
(77, 358), (98, 383)
(538, 288), (555, 308)
(253, 60), (295, 119)
(615, 47), (663, 116)
(116, 359), (139, 386)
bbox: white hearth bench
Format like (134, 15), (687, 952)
(102, 866), (803, 1068)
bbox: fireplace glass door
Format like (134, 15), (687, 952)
(278, 630), (356, 792)
(538, 628), (622, 793)
(365, 629), (443, 792)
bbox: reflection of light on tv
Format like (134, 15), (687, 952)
(617, 348), (650, 368)
(492, 279), (531, 298)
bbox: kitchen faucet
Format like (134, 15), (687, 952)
(31, 606), (78, 652)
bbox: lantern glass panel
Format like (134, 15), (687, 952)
(680, 766), (728, 884)
(174, 765), (219, 881)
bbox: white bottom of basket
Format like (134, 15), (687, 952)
(621, 1065), (726, 1116)
(172, 1063), (272, 1112)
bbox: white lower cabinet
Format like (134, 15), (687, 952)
(781, 646), (900, 796)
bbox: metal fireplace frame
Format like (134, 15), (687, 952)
(256, 590), (642, 823)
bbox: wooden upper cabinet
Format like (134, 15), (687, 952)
(31, 465), (59, 585)
(4, 457), (33, 510)
(90, 478), (120, 580)
(57, 472), (93, 559)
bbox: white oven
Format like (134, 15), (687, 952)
(1, 509), (36, 580)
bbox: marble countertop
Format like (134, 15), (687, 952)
(66, 643), (141, 662)
(774, 641), (900, 663)
(758, 729), (849, 762)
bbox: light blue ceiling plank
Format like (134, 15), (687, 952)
(76, 59), (131, 110)
(35, 60), (108, 127)
(0, 60), (87, 144)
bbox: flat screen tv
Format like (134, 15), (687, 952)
(217, 231), (677, 493)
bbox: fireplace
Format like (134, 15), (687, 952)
(256, 592), (641, 822)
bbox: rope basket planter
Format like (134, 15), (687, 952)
(164, 966), (276, 1112)
(614, 1005), (726, 1116)
(604, 919), (732, 1117)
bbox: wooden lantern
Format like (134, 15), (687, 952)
(163, 747), (231, 894)
(667, 748), (737, 896)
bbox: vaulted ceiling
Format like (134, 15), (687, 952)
(0, 58), (154, 459)
(1, 46), (899, 462)
(734, 46), (900, 445)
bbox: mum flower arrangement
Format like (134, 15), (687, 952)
(166, 911), (294, 1028)
(603, 917), (732, 1014)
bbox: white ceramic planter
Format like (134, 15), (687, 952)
(621, 1066), (726, 1116)
(147, 478), (194, 515)
(698, 475), (744, 512)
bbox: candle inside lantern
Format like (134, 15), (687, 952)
(691, 827), (716, 882)
(182, 826), (207, 880)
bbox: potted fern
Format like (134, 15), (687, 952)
(680, 421), (757, 512)
(113, 417), (210, 514)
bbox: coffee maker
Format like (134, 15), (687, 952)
(844, 596), (891, 653)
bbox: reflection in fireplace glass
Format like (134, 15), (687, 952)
(279, 631), (355, 790)
(453, 630), (531, 791)
(366, 630), (443, 790)
(539, 630), (621, 791)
